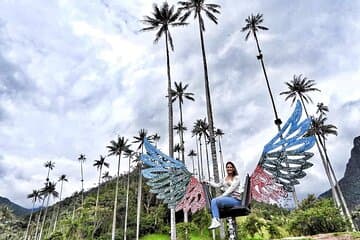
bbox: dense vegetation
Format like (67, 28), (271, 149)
(1, 169), (356, 240)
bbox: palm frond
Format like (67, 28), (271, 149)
(168, 31), (174, 51)
(204, 9), (218, 24)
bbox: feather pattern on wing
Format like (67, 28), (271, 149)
(175, 176), (207, 214)
(141, 139), (192, 208)
(251, 100), (316, 202)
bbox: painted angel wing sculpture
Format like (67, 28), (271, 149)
(141, 139), (193, 208)
(251, 100), (316, 203)
(175, 176), (207, 214)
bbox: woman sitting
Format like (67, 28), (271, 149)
(204, 161), (242, 229)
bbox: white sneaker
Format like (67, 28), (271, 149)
(208, 218), (221, 229)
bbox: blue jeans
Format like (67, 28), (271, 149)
(211, 196), (242, 219)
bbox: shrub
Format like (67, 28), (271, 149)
(288, 197), (347, 236)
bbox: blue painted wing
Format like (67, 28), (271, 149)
(141, 139), (192, 208)
(259, 100), (316, 192)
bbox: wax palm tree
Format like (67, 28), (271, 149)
(280, 74), (320, 116)
(141, 2), (187, 160)
(308, 115), (338, 151)
(93, 155), (109, 220)
(281, 76), (354, 228)
(33, 190), (46, 240)
(133, 129), (153, 152)
(171, 81), (195, 162)
(38, 182), (58, 240)
(173, 121), (188, 162)
(316, 102), (329, 116)
(133, 129), (153, 240)
(307, 114), (356, 230)
(141, 5), (187, 238)
(44, 161), (55, 182)
(123, 149), (136, 240)
(77, 153), (86, 207)
(215, 128), (225, 178)
(280, 77), (340, 204)
(178, 0), (221, 183)
(101, 171), (112, 192)
(24, 190), (42, 240)
(242, 13), (283, 128)
(107, 136), (130, 240)
(199, 119), (211, 180)
(174, 143), (182, 160)
(243, 14), (303, 205)
(102, 171), (112, 182)
(34, 161), (55, 238)
(187, 149), (197, 174)
(152, 133), (161, 147)
(192, 119), (204, 180)
(52, 174), (68, 233)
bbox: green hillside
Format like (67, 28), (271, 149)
(3, 167), (357, 240)
(0, 196), (32, 216)
(21, 167), (185, 240)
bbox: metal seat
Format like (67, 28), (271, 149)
(219, 174), (251, 218)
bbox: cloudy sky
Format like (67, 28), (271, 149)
(0, 0), (359, 208)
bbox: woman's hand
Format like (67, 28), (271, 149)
(202, 180), (209, 185)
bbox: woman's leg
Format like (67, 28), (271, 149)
(211, 196), (241, 219)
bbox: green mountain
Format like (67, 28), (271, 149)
(0, 205), (26, 239)
(0, 196), (32, 216)
(320, 136), (360, 228)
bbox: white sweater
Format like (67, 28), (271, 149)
(208, 175), (242, 199)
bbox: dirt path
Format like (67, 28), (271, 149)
(311, 233), (359, 240)
(282, 233), (360, 240)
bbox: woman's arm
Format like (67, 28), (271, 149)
(206, 179), (224, 188)
(221, 176), (241, 197)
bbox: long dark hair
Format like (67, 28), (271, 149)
(225, 161), (238, 176)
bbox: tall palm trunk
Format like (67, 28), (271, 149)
(111, 153), (122, 240)
(24, 200), (35, 240)
(80, 162), (84, 207)
(199, 137), (204, 180)
(317, 135), (356, 231)
(53, 182), (64, 232)
(46, 169), (51, 182)
(177, 149), (180, 160)
(34, 198), (45, 239)
(252, 30), (299, 205)
(135, 161), (143, 240)
(165, 32), (174, 158)
(300, 100), (356, 230)
(197, 14), (219, 183)
(190, 155), (195, 174)
(94, 166), (103, 221)
(195, 137), (201, 180)
(38, 195), (51, 240)
(204, 136), (211, 181)
(252, 31), (281, 126)
(179, 101), (185, 163)
(217, 135), (225, 178)
(301, 100), (340, 205)
(124, 157), (131, 240)
(164, 31), (176, 240)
